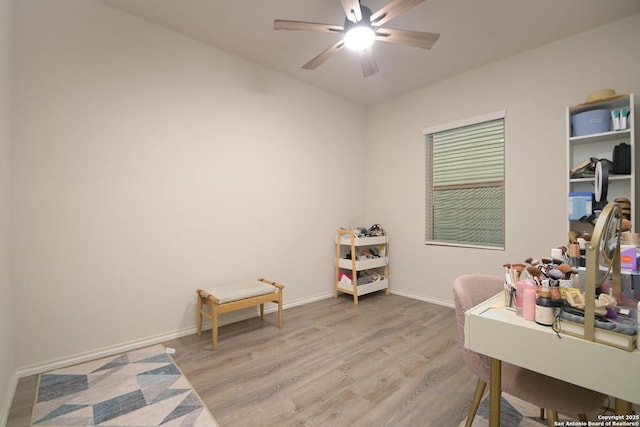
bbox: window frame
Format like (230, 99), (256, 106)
(422, 110), (506, 250)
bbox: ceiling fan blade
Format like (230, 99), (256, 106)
(370, 0), (425, 27)
(340, 0), (362, 23)
(274, 20), (343, 33)
(302, 40), (345, 70)
(375, 27), (440, 49)
(358, 47), (379, 77)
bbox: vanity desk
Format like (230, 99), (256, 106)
(465, 203), (638, 427)
(465, 292), (639, 426)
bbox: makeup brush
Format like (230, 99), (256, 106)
(512, 263), (526, 274)
(568, 231), (580, 244)
(526, 265), (543, 285)
(503, 263), (514, 285)
(549, 269), (563, 280)
(556, 263), (573, 280)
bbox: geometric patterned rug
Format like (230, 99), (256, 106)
(458, 391), (626, 427)
(459, 393), (552, 427)
(31, 345), (219, 426)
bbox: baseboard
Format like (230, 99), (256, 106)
(390, 288), (454, 308)
(1, 371), (20, 427)
(12, 291), (336, 381)
(3, 289), (445, 422)
(14, 329), (194, 380)
(279, 291), (334, 309)
(7, 288), (437, 411)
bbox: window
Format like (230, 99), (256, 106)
(423, 111), (505, 249)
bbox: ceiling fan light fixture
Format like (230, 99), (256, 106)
(274, 0), (440, 76)
(344, 25), (375, 50)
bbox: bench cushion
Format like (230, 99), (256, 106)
(199, 280), (278, 304)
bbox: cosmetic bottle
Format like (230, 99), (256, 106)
(515, 280), (525, 317)
(612, 109), (621, 131)
(621, 108), (629, 130)
(568, 243), (580, 268)
(523, 281), (537, 321)
(535, 281), (556, 326)
(515, 269), (530, 317)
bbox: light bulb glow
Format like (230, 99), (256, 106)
(344, 26), (375, 51)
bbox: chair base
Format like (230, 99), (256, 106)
(465, 379), (487, 427)
(464, 379), (589, 427)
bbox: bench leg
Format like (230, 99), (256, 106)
(212, 304), (219, 351)
(277, 294), (283, 329)
(197, 296), (203, 336)
(260, 303), (264, 319)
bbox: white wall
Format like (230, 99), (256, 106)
(365, 14), (640, 305)
(12, 0), (366, 369)
(8, 0), (640, 388)
(0, 0), (15, 421)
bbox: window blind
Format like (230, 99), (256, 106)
(425, 117), (505, 248)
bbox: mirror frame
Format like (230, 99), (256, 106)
(584, 203), (622, 341)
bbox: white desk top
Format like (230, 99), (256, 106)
(464, 293), (640, 404)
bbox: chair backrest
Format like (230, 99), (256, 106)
(452, 274), (504, 382)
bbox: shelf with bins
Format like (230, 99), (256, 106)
(335, 229), (389, 304)
(566, 93), (636, 234)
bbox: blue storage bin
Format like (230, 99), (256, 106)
(568, 192), (592, 221)
(571, 109), (611, 136)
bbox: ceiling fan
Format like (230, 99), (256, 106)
(274, 0), (440, 77)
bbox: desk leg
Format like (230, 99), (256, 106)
(489, 358), (502, 427)
(615, 399), (632, 415)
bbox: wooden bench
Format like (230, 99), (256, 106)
(196, 278), (284, 350)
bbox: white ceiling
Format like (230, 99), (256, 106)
(96, 0), (640, 106)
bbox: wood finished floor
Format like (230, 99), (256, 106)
(7, 293), (476, 427)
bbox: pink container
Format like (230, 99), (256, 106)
(522, 282), (537, 321)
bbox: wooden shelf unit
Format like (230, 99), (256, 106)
(334, 229), (389, 304)
(567, 93), (637, 235)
